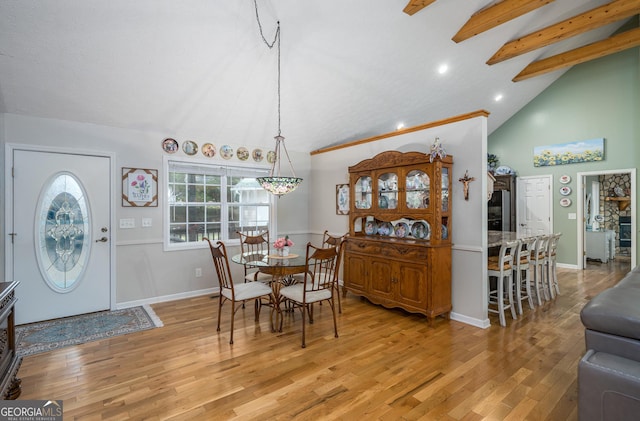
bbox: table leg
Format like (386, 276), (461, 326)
(270, 278), (284, 332)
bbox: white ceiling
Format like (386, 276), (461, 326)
(0, 0), (624, 153)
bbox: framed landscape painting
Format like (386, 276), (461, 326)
(533, 138), (604, 167)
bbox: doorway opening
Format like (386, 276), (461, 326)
(577, 169), (636, 271)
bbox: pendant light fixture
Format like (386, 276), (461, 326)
(253, 1), (302, 197)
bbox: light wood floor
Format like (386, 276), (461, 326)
(18, 261), (629, 420)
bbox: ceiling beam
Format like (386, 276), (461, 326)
(452, 0), (555, 43)
(488, 0), (640, 65)
(403, 0), (437, 16)
(513, 27), (640, 82)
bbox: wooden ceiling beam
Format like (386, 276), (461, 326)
(513, 27), (640, 81)
(489, 0), (640, 65)
(403, 0), (437, 16)
(452, 0), (555, 43)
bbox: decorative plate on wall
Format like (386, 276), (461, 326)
(237, 147), (249, 161)
(201, 143), (216, 158)
(252, 149), (264, 162)
(559, 197), (572, 207)
(220, 145), (234, 160)
(162, 138), (179, 154)
(559, 186), (572, 196)
(267, 151), (276, 164)
(559, 174), (571, 184)
(182, 140), (198, 156)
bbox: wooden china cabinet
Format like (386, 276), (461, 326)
(343, 150), (453, 322)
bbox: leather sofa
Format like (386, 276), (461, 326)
(579, 266), (640, 420)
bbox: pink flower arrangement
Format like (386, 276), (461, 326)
(273, 235), (294, 249)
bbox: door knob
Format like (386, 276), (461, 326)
(95, 237), (108, 243)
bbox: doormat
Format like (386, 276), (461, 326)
(15, 305), (163, 357)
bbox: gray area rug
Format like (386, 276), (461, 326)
(16, 305), (163, 357)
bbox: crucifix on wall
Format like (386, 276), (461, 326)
(458, 170), (475, 201)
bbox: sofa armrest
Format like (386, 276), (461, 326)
(579, 349), (640, 421)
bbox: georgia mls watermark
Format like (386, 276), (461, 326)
(0, 400), (62, 421)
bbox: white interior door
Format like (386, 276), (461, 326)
(516, 175), (552, 237)
(11, 149), (112, 324)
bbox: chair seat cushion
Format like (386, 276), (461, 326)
(488, 261), (512, 271)
(280, 284), (332, 303)
(222, 282), (273, 301)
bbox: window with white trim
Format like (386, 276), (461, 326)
(165, 161), (272, 249)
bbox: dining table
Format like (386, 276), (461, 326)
(231, 249), (309, 331)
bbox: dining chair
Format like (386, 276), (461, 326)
(514, 236), (537, 314)
(204, 238), (274, 345)
(532, 234), (551, 305)
(236, 230), (272, 283)
(279, 242), (342, 348)
(546, 232), (562, 299)
(488, 239), (519, 327)
(322, 230), (347, 313)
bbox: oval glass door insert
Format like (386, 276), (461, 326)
(36, 172), (91, 292)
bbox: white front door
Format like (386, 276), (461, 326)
(516, 175), (552, 237)
(10, 149), (112, 324)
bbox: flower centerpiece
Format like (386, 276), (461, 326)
(273, 235), (294, 256)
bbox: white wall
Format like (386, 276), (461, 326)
(309, 114), (489, 327)
(0, 113), (5, 280)
(2, 113), (310, 306)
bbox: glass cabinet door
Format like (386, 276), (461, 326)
(441, 167), (449, 213)
(406, 170), (429, 209)
(378, 172), (398, 210)
(354, 175), (372, 210)
(441, 167), (450, 240)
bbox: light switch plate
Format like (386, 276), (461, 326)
(119, 218), (135, 229)
(142, 218), (152, 227)
(568, 213), (577, 220)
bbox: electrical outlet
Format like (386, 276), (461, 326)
(142, 217), (152, 227)
(195, 268), (202, 278)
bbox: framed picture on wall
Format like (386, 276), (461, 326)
(336, 184), (349, 215)
(122, 168), (158, 207)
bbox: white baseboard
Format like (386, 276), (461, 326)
(116, 287), (220, 310)
(450, 312), (490, 329)
(557, 262), (578, 270)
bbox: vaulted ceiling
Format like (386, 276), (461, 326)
(0, 1), (637, 153)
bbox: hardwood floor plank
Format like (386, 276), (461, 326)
(17, 261), (628, 419)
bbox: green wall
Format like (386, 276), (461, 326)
(488, 47), (639, 266)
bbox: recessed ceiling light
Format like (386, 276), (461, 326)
(396, 122), (405, 131)
(494, 94), (503, 102)
(438, 64), (448, 75)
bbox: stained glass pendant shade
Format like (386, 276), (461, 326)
(253, 6), (302, 197)
(257, 135), (303, 197)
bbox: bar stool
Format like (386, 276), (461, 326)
(546, 232), (562, 299)
(514, 236), (537, 314)
(532, 235), (550, 305)
(488, 239), (519, 327)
